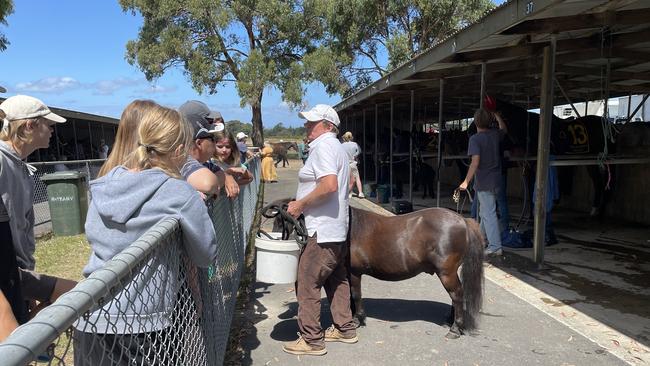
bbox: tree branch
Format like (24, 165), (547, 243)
(357, 47), (386, 74)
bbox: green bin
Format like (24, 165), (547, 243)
(40, 171), (89, 236)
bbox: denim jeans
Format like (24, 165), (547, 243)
(477, 189), (502, 252)
(497, 172), (509, 232)
(472, 178), (509, 234)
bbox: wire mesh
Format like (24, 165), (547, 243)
(1, 157), (262, 366)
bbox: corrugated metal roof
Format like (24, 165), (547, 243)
(336, 0), (650, 118)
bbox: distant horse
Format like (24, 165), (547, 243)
(492, 99), (617, 216)
(269, 200), (485, 338)
(270, 141), (298, 168)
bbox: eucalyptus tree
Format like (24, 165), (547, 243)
(0, 0), (14, 51)
(324, 0), (495, 95)
(119, 0), (348, 146)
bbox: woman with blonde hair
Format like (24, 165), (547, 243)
(261, 141), (277, 183)
(341, 131), (364, 198)
(97, 99), (158, 177)
(211, 129), (253, 186)
(74, 103), (218, 365)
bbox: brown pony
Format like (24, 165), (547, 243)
(268, 200), (485, 338)
(348, 205), (485, 338)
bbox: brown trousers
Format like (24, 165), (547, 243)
(297, 234), (356, 347)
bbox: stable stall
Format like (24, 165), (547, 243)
(335, 0), (650, 264)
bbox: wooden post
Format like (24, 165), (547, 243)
(409, 90), (414, 202)
(375, 104), (378, 185)
(480, 62), (487, 109)
(390, 97), (394, 202)
(363, 109), (366, 182)
(436, 79), (445, 207)
(533, 44), (556, 265)
(627, 93), (632, 121)
(54, 124), (61, 158)
(72, 120), (79, 160)
(88, 122), (94, 159)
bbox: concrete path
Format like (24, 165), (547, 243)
(242, 159), (635, 365)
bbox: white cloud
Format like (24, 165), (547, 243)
(91, 77), (144, 95)
(140, 84), (178, 94)
(15, 77), (80, 93)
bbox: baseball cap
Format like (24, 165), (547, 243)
(0, 95), (66, 123)
(298, 104), (340, 127)
(178, 100), (222, 139)
(236, 132), (248, 140)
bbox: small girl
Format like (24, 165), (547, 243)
(212, 130), (253, 186)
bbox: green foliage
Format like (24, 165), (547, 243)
(227, 120), (305, 139)
(119, 0), (348, 145)
(324, 0), (495, 92)
(0, 0), (14, 51)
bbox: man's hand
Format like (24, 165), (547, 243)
(287, 200), (304, 218)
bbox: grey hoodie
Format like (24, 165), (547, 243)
(79, 166), (217, 333)
(0, 141), (36, 270)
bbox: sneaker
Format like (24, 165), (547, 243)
(484, 248), (503, 257)
(324, 325), (358, 344)
(283, 334), (327, 356)
(358, 193), (365, 199)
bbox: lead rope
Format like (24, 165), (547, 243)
(259, 202), (308, 249)
(453, 188), (473, 214)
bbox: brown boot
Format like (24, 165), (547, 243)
(324, 325), (358, 344)
(282, 334), (327, 356)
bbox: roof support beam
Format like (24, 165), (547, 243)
(501, 9), (650, 35)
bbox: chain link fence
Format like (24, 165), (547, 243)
(30, 160), (106, 227)
(1, 158), (262, 366)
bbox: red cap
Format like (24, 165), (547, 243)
(484, 95), (496, 111)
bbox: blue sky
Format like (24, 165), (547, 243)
(0, 1), (340, 127)
(0, 1), (504, 127)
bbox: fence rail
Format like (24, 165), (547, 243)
(2, 158), (262, 366)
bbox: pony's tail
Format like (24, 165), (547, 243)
(462, 218), (485, 330)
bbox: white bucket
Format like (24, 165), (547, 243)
(255, 232), (301, 284)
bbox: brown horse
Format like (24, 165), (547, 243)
(270, 141), (298, 168)
(268, 200), (485, 338)
(348, 205), (485, 338)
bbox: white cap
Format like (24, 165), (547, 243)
(298, 104), (340, 127)
(0, 95), (66, 123)
(236, 131), (248, 140)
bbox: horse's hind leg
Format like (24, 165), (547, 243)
(349, 273), (366, 327)
(438, 270), (464, 339)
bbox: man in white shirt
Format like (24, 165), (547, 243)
(284, 104), (358, 356)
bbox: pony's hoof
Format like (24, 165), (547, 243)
(445, 331), (461, 339)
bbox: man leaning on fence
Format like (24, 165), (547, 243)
(284, 104), (358, 356)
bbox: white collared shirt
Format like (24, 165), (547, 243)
(296, 132), (350, 243)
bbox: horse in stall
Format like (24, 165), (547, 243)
(270, 141), (298, 168)
(268, 200), (485, 338)
(491, 99), (617, 216)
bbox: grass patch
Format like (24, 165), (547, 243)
(33, 234), (90, 281)
(29, 234), (90, 364)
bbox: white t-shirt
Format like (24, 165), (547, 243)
(296, 132), (350, 243)
(341, 141), (360, 163)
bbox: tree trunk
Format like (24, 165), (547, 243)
(251, 93), (264, 147)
